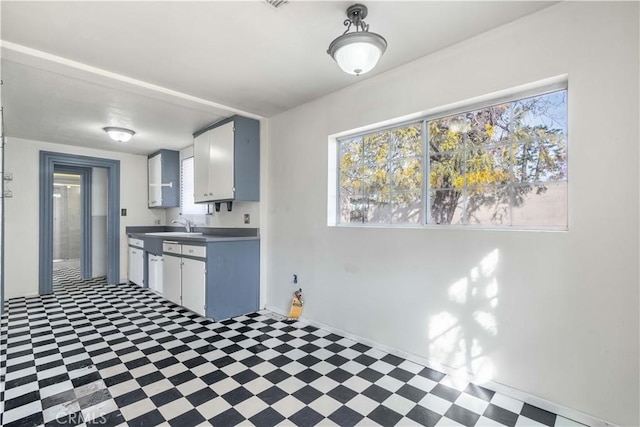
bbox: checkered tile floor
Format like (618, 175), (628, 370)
(0, 270), (584, 427)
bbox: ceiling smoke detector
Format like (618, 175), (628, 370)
(264, 0), (288, 10)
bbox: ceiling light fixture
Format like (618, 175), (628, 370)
(103, 127), (135, 143)
(327, 3), (387, 76)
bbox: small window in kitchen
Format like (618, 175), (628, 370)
(180, 157), (208, 215)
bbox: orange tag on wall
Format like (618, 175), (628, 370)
(288, 297), (303, 320)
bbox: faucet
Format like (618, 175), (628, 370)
(171, 218), (192, 232)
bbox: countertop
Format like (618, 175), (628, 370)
(126, 226), (260, 243)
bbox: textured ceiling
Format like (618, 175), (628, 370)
(1, 1), (556, 154)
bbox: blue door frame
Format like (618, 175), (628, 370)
(53, 166), (92, 280)
(40, 152), (120, 293)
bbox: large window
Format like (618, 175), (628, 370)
(180, 157), (208, 215)
(337, 89), (568, 229)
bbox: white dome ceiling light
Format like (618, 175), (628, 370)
(327, 4), (387, 76)
(103, 127), (135, 143)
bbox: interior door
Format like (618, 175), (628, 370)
(181, 257), (206, 316)
(208, 122), (235, 201)
(162, 254), (181, 305)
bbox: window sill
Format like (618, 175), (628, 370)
(331, 223), (568, 233)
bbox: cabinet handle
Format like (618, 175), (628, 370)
(203, 193), (207, 196)
(209, 192), (213, 196)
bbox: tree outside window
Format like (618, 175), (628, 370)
(338, 89), (567, 228)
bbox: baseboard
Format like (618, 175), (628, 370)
(264, 305), (614, 427)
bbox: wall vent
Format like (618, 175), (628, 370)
(264, 0), (288, 10)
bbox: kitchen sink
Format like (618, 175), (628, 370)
(145, 232), (203, 237)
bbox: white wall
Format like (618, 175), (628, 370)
(4, 137), (163, 297)
(91, 167), (108, 277)
(266, 2), (639, 425)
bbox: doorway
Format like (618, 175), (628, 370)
(52, 172), (82, 275)
(51, 165), (100, 285)
(39, 151), (120, 294)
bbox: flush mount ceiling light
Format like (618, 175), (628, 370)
(327, 3), (387, 76)
(103, 127), (135, 143)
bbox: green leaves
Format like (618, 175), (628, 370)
(338, 90), (567, 227)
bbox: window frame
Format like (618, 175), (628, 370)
(335, 82), (568, 231)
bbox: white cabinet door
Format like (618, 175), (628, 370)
(148, 154), (162, 207)
(209, 122), (235, 201)
(128, 247), (144, 286)
(163, 254), (182, 305)
(128, 247), (135, 283)
(193, 132), (210, 203)
(148, 254), (163, 294)
(181, 257), (206, 316)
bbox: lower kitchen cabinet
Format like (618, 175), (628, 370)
(206, 240), (259, 320)
(163, 253), (182, 305)
(148, 254), (163, 294)
(127, 231), (259, 320)
(181, 257), (206, 316)
(156, 239), (259, 320)
(128, 246), (144, 286)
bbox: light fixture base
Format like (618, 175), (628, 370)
(346, 4), (367, 21)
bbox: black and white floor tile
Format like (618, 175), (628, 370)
(53, 259), (81, 272)
(0, 270), (585, 427)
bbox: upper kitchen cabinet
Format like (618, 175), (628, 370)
(193, 116), (259, 203)
(148, 149), (180, 208)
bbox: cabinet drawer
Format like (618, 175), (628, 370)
(163, 242), (182, 255)
(129, 238), (144, 248)
(183, 245), (206, 258)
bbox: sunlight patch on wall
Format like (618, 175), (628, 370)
(448, 277), (468, 304)
(473, 311), (498, 336)
(427, 249), (500, 384)
(428, 311), (465, 368)
(480, 249), (499, 277)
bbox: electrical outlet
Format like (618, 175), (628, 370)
(244, 214), (250, 224)
(154, 219), (161, 225)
